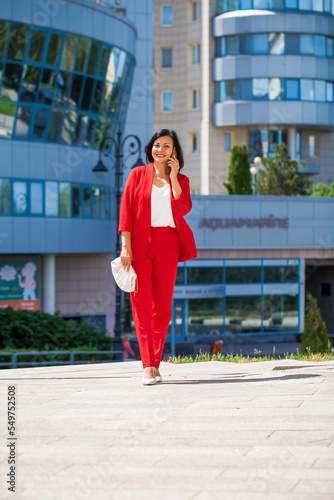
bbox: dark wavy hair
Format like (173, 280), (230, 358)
(144, 129), (184, 170)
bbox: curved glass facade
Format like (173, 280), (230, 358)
(215, 78), (334, 101)
(216, 0), (334, 14)
(0, 20), (135, 148)
(216, 33), (334, 57)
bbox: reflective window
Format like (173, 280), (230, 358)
(59, 182), (71, 217)
(1, 63), (23, 102)
(30, 182), (43, 215)
(269, 78), (284, 100)
(13, 181), (27, 214)
(0, 178), (11, 215)
(0, 99), (15, 137)
(253, 78), (269, 100)
(286, 79), (299, 99)
(191, 44), (200, 65)
(300, 34), (314, 55)
(46, 33), (64, 66)
(327, 38), (334, 57)
(188, 298), (223, 335)
(240, 34), (251, 54)
(285, 34), (299, 55)
(263, 266), (298, 282)
(162, 48), (173, 68)
(187, 267), (223, 284)
(313, 0), (323, 10)
(263, 295), (298, 331)
(45, 181), (59, 216)
(226, 80), (237, 100)
(326, 82), (333, 102)
(300, 0), (312, 8)
(217, 0), (333, 13)
(7, 24), (29, 62)
(162, 5), (173, 26)
(191, 132), (199, 154)
(253, 34), (268, 54)
(75, 37), (90, 73)
(300, 79), (314, 100)
(226, 36), (238, 56)
(254, 0), (268, 7)
(226, 267), (261, 283)
(15, 105), (33, 138)
(239, 79), (252, 100)
(0, 21), (9, 59)
(308, 135), (319, 157)
(72, 183), (82, 217)
(269, 33), (284, 55)
(315, 80), (326, 101)
(61, 34), (78, 71)
(87, 41), (101, 75)
(315, 35), (326, 57)
(162, 91), (173, 112)
(225, 296), (262, 334)
(28, 29), (46, 63)
(83, 187), (91, 216)
(224, 132), (231, 152)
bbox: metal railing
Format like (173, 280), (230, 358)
(0, 350), (123, 369)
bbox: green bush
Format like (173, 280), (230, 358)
(299, 293), (331, 354)
(310, 183), (334, 197)
(0, 308), (112, 351)
(223, 143), (252, 195)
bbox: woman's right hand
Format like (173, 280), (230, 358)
(120, 245), (132, 272)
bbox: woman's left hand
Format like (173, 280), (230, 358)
(167, 154), (180, 180)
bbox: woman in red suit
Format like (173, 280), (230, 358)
(119, 129), (197, 385)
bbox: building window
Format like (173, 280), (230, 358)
(248, 129), (287, 157)
(162, 48), (172, 68)
(309, 135), (319, 157)
(0, 179), (11, 215)
(253, 34), (269, 54)
(190, 132), (199, 154)
(216, 0), (332, 14)
(161, 5), (173, 26)
(320, 283), (332, 297)
(190, 43), (200, 65)
(162, 91), (173, 112)
(224, 133), (231, 152)
(190, 1), (200, 21)
(190, 88), (200, 109)
(216, 33), (334, 58)
(285, 79), (299, 100)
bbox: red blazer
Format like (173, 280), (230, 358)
(118, 162), (197, 263)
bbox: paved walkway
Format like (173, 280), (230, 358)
(0, 359), (333, 500)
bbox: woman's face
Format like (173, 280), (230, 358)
(151, 135), (174, 165)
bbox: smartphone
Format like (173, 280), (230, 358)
(173, 147), (177, 158)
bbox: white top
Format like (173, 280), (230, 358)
(151, 183), (176, 228)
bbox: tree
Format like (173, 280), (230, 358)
(255, 143), (313, 195)
(223, 143), (252, 195)
(299, 293), (331, 354)
(310, 183), (334, 197)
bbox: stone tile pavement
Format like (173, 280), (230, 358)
(0, 359), (333, 500)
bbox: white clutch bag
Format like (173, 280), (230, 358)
(111, 257), (138, 294)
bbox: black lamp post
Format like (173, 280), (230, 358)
(92, 127), (143, 360)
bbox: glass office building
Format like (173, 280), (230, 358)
(0, 0), (153, 334)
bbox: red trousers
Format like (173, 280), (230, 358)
(130, 227), (179, 368)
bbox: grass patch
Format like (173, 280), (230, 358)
(167, 347), (334, 364)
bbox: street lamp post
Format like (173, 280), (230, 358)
(250, 156), (262, 195)
(92, 127), (143, 360)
